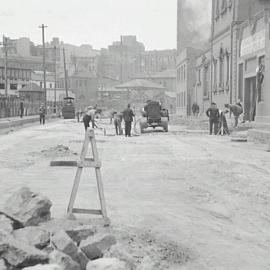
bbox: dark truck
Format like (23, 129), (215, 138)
(140, 101), (169, 133)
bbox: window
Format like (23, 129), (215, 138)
(0, 83), (5, 89)
(183, 64), (186, 81)
(10, 83), (17, 90)
(213, 59), (217, 91)
(198, 69), (201, 84)
(226, 53), (230, 87)
(40, 82), (43, 88)
(49, 83), (52, 88)
(203, 66), (209, 97)
(219, 56), (224, 89)
(238, 63), (244, 101)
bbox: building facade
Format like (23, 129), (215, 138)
(176, 47), (202, 116)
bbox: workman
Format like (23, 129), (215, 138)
(206, 102), (219, 135)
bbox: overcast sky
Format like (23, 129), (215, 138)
(0, 0), (178, 50)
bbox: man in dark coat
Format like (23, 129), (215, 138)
(122, 104), (135, 137)
(206, 102), (219, 135)
(83, 108), (91, 131)
(39, 104), (46, 125)
(113, 112), (123, 135)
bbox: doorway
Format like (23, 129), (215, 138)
(244, 77), (256, 121)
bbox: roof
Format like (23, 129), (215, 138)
(165, 91), (177, 98)
(115, 79), (165, 90)
(59, 70), (97, 79)
(132, 69), (176, 80)
(19, 83), (43, 92)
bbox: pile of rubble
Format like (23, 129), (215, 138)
(0, 187), (128, 270)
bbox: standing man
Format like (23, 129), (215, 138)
(206, 102), (219, 135)
(89, 106), (98, 129)
(122, 104), (135, 137)
(113, 112), (123, 135)
(19, 99), (24, 118)
(225, 103), (243, 128)
(39, 104), (46, 125)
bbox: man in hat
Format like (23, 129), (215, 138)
(122, 104), (135, 137)
(206, 102), (219, 135)
(83, 107), (92, 131)
(39, 104), (46, 125)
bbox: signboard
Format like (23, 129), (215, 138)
(240, 29), (265, 57)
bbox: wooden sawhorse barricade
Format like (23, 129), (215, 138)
(51, 128), (110, 226)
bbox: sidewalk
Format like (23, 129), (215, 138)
(0, 114), (59, 131)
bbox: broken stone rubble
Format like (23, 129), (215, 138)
(80, 234), (116, 260)
(49, 250), (80, 270)
(51, 230), (89, 269)
(22, 264), (61, 270)
(2, 187), (52, 226)
(0, 235), (48, 268)
(0, 188), (131, 270)
(12, 226), (50, 249)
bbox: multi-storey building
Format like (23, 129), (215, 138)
(135, 50), (176, 75)
(176, 47), (202, 115)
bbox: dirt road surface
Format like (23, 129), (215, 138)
(0, 119), (270, 269)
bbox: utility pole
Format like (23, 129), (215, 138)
(2, 35), (8, 97)
(210, 0), (214, 104)
(120, 35), (123, 83)
(54, 45), (57, 113)
(39, 24), (48, 113)
(63, 48), (69, 98)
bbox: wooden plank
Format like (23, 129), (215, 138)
(72, 208), (102, 215)
(89, 130), (108, 220)
(67, 130), (90, 214)
(50, 161), (77, 167)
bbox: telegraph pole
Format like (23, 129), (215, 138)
(63, 48), (69, 98)
(2, 35), (8, 97)
(54, 45), (57, 113)
(39, 24), (48, 113)
(120, 35), (123, 83)
(210, 0), (214, 104)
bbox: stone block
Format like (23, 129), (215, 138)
(66, 225), (96, 244)
(80, 234), (116, 260)
(0, 235), (48, 268)
(86, 258), (126, 270)
(13, 226), (50, 249)
(49, 250), (80, 270)
(22, 264), (61, 270)
(52, 230), (88, 269)
(0, 259), (7, 270)
(0, 214), (14, 235)
(2, 187), (52, 226)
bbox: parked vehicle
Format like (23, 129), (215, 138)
(140, 101), (169, 133)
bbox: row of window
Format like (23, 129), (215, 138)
(0, 68), (31, 80)
(0, 83), (21, 90)
(177, 64), (186, 83)
(197, 54), (230, 96)
(177, 92), (186, 108)
(39, 82), (55, 89)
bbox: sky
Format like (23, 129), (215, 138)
(0, 0), (178, 50)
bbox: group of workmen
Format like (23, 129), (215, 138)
(82, 104), (135, 137)
(206, 102), (243, 135)
(111, 104), (135, 137)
